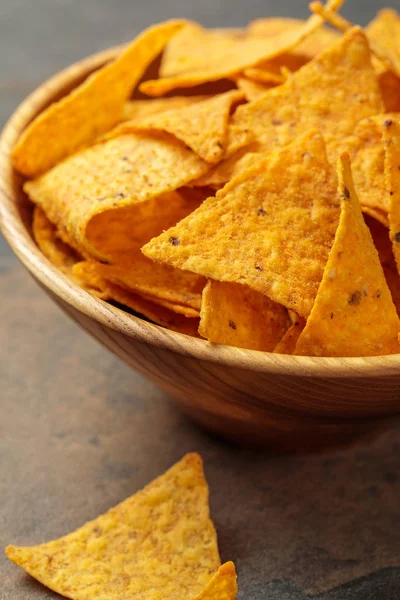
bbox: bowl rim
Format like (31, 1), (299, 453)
(1, 43), (400, 378)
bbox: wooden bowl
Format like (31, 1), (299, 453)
(1, 47), (400, 451)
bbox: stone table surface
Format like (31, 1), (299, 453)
(1, 0), (400, 599)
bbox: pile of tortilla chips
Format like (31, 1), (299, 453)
(6, 453), (238, 600)
(13, 2), (400, 357)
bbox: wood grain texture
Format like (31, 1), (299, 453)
(1, 46), (400, 449)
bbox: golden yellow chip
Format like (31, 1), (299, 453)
(32, 206), (79, 271)
(140, 2), (344, 96)
(243, 67), (285, 85)
(123, 96), (209, 121)
(12, 20), (187, 177)
(193, 562), (237, 600)
(93, 256), (204, 310)
(236, 77), (273, 101)
(73, 261), (200, 335)
(109, 91), (245, 163)
(273, 318), (306, 354)
(295, 154), (400, 357)
(378, 70), (400, 113)
(366, 9), (400, 78)
(143, 131), (339, 317)
(83, 188), (206, 309)
(383, 117), (400, 274)
(362, 206), (389, 228)
(199, 280), (289, 350)
(248, 17), (338, 60)
(206, 27), (383, 187)
(344, 115), (390, 214)
(25, 133), (208, 259)
(365, 213), (400, 316)
(192, 147), (259, 189)
(6, 454), (222, 599)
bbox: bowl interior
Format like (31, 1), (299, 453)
(1, 45), (400, 379)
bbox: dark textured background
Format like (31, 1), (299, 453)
(1, 1), (400, 599)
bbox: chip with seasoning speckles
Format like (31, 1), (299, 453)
(198, 26), (383, 188)
(295, 153), (400, 357)
(24, 132), (209, 260)
(6, 454), (238, 600)
(12, 20), (187, 178)
(273, 318), (306, 354)
(384, 118), (400, 274)
(122, 95), (210, 121)
(199, 280), (289, 350)
(109, 91), (245, 164)
(15, 7), (400, 356)
(140, 1), (344, 96)
(142, 130), (339, 318)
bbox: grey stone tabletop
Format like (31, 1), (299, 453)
(1, 1), (400, 599)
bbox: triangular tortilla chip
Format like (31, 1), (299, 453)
(143, 131), (339, 317)
(32, 206), (80, 271)
(248, 17), (338, 61)
(6, 454), (221, 600)
(344, 114), (394, 214)
(82, 188), (206, 309)
(199, 280), (289, 350)
(205, 27), (383, 187)
(366, 9), (400, 78)
(378, 69), (400, 113)
(72, 261), (200, 335)
(123, 96), (209, 121)
(295, 153), (400, 357)
(362, 205), (389, 228)
(12, 20), (187, 177)
(294, 27), (383, 156)
(236, 77), (273, 101)
(108, 91), (245, 163)
(273, 318), (306, 354)
(192, 562), (237, 600)
(383, 117), (400, 274)
(92, 255), (204, 310)
(24, 132), (209, 260)
(140, 1), (344, 96)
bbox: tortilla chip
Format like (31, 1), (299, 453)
(92, 256), (204, 310)
(6, 454), (223, 599)
(12, 20), (187, 177)
(273, 318), (306, 354)
(140, 2), (344, 96)
(32, 206), (79, 271)
(192, 147), (259, 189)
(108, 91), (245, 163)
(243, 68), (284, 85)
(366, 9), (400, 78)
(236, 77), (272, 101)
(123, 96), (209, 121)
(73, 261), (200, 335)
(24, 132), (208, 260)
(295, 154), (400, 357)
(362, 206), (389, 228)
(383, 118), (400, 275)
(378, 70), (400, 113)
(365, 212), (400, 316)
(344, 115), (391, 214)
(139, 294), (200, 318)
(248, 17), (338, 60)
(143, 131), (339, 318)
(199, 280), (289, 350)
(294, 27), (383, 159)
(365, 213), (394, 267)
(84, 188), (206, 308)
(208, 27), (383, 187)
(193, 562), (237, 600)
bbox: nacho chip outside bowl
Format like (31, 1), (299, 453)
(2, 33), (400, 452)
